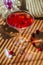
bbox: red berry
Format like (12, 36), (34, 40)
(28, 17), (34, 23)
(37, 48), (42, 51)
(9, 51), (14, 55)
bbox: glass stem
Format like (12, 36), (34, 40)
(19, 29), (22, 43)
(19, 28), (26, 43)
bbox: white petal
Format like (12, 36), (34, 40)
(4, 48), (12, 58)
(4, 48), (9, 57)
(8, 55), (12, 58)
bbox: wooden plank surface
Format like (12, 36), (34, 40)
(0, 17), (43, 65)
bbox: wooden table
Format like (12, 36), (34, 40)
(0, 17), (43, 65)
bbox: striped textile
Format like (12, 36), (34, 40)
(26, 0), (43, 17)
(0, 16), (43, 65)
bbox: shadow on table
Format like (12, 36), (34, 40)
(0, 24), (19, 39)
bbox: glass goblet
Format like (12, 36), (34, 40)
(6, 10), (34, 43)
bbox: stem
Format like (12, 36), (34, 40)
(28, 39), (43, 43)
(19, 28), (25, 43)
(19, 29), (22, 40)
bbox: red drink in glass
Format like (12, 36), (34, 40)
(6, 11), (34, 29)
(6, 11), (34, 43)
